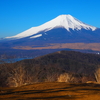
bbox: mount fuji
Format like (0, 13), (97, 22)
(6, 14), (97, 39)
(0, 14), (100, 52)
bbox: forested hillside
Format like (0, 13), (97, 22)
(0, 50), (100, 87)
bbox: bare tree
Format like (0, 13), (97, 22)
(45, 73), (59, 82)
(8, 66), (24, 87)
(95, 65), (100, 83)
(7, 65), (33, 87)
(0, 55), (34, 87)
(0, 55), (12, 87)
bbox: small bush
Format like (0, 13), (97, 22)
(58, 73), (73, 83)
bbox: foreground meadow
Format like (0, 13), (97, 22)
(0, 82), (100, 100)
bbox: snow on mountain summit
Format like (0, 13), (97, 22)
(53, 14), (96, 31)
(6, 14), (97, 39)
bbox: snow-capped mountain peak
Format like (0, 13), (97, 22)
(6, 14), (97, 39)
(52, 14), (96, 31)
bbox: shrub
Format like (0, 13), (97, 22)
(58, 73), (73, 83)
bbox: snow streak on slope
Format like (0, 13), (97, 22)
(30, 34), (42, 38)
(6, 14), (97, 39)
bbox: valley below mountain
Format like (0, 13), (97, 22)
(13, 43), (100, 51)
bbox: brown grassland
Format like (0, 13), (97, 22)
(0, 82), (100, 100)
(13, 43), (100, 51)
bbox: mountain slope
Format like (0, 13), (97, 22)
(6, 14), (97, 39)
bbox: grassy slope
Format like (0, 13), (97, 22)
(0, 82), (100, 100)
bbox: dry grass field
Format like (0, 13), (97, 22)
(13, 43), (100, 51)
(0, 82), (100, 100)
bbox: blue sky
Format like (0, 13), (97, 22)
(0, 0), (100, 38)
